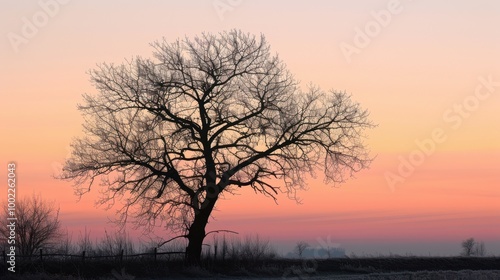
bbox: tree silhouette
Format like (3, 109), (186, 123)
(461, 238), (475, 256)
(0, 194), (62, 256)
(294, 241), (309, 258)
(60, 30), (373, 264)
(461, 237), (486, 257)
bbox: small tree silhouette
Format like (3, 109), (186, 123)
(0, 194), (62, 256)
(461, 237), (486, 257)
(295, 241), (309, 258)
(461, 238), (475, 256)
(474, 241), (486, 256)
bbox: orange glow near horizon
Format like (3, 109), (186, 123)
(1, 1), (499, 256)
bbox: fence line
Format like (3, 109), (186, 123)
(2, 248), (185, 263)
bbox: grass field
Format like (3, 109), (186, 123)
(1, 256), (500, 279)
(2, 270), (500, 279)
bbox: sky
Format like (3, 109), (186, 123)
(1, 0), (499, 256)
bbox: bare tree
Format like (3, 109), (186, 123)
(461, 238), (475, 256)
(0, 194), (62, 256)
(60, 30), (373, 264)
(295, 241), (309, 258)
(461, 237), (486, 257)
(475, 241), (486, 257)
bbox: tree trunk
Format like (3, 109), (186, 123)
(185, 198), (217, 265)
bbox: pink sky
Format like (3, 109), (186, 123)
(1, 0), (499, 256)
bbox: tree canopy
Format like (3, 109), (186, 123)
(61, 30), (373, 263)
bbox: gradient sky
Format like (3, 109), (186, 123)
(1, 0), (499, 256)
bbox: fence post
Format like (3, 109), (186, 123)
(154, 247), (157, 262)
(40, 249), (43, 262)
(82, 250), (86, 263)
